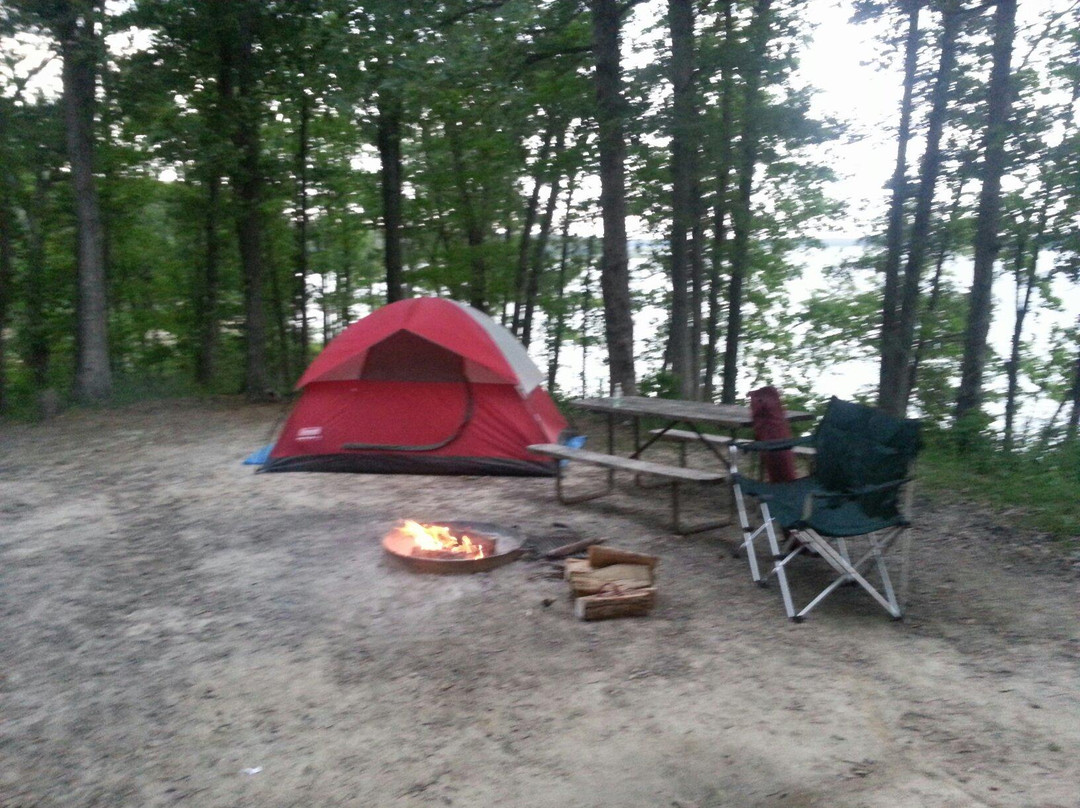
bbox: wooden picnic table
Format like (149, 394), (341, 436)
(571, 395), (813, 466)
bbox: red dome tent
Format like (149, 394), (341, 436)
(260, 298), (567, 476)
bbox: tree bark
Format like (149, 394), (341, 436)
(879, 0), (922, 411)
(293, 91), (311, 370)
(591, 0), (636, 395)
(547, 177), (577, 392)
(194, 173), (221, 387)
(721, 0), (771, 404)
(0, 166), (12, 412)
(225, 4), (269, 399)
(25, 171), (50, 390)
(522, 129), (566, 348)
(376, 85), (405, 303)
(512, 128), (553, 335)
(704, 0), (735, 401)
(667, 0), (697, 399)
(878, 1), (961, 417)
(447, 121), (488, 312)
(955, 0), (1018, 425)
(59, 2), (112, 402)
(1067, 328), (1080, 444)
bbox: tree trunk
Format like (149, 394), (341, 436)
(547, 177), (578, 392)
(60, 3), (112, 402)
(0, 169), (12, 412)
(1002, 231), (1031, 453)
(447, 121), (488, 312)
(704, 0), (735, 401)
(1067, 329), (1080, 444)
(293, 91), (311, 371)
(955, 0), (1018, 425)
(512, 128), (553, 335)
(908, 167), (971, 396)
(523, 129), (566, 348)
(878, 2), (961, 417)
(591, 0), (636, 395)
(879, 0), (922, 411)
(721, 0), (771, 405)
(580, 235), (598, 397)
(195, 173), (221, 387)
(229, 7), (269, 399)
(25, 172), (50, 389)
(376, 85), (404, 303)
(338, 190), (355, 329)
(667, 0), (697, 399)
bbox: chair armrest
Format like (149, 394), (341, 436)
(810, 478), (911, 501)
(802, 478), (912, 520)
(739, 435), (814, 453)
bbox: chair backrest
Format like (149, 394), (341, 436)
(749, 385), (798, 482)
(813, 397), (922, 494)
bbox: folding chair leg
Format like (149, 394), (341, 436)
(732, 480), (765, 582)
(760, 503), (797, 620)
(792, 529), (905, 620)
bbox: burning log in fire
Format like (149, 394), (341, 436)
(394, 520), (496, 561)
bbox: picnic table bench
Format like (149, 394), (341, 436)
(648, 428), (816, 465)
(527, 443), (729, 535)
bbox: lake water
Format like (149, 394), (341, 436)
(549, 241), (1077, 435)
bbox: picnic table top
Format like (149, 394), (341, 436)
(571, 396), (813, 429)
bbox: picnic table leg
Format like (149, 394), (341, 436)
(554, 453), (615, 505)
(671, 481), (732, 535)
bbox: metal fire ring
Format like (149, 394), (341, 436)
(381, 520), (525, 574)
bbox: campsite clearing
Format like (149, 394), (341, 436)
(1, 398), (1077, 807)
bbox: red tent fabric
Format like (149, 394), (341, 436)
(749, 385), (799, 483)
(261, 298), (567, 476)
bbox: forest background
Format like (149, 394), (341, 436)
(2, 0), (1079, 535)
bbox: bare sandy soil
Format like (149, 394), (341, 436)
(1, 398), (1077, 808)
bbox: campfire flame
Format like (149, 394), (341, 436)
(398, 520), (487, 559)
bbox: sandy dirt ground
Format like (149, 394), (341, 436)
(1, 398), (1077, 808)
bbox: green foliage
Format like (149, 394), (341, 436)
(919, 436), (1080, 545)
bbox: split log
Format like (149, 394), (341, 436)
(543, 537), (605, 559)
(565, 561), (653, 595)
(574, 587), (656, 620)
(587, 545), (658, 570)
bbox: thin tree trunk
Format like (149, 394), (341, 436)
(956, 0), (1019, 424)
(591, 0), (636, 395)
(60, 2), (112, 402)
(668, 0), (697, 399)
(721, 0), (771, 404)
(25, 172), (50, 390)
(879, 0), (922, 410)
(267, 253), (291, 386)
(293, 92), (311, 371)
(447, 121), (488, 312)
(909, 170), (970, 395)
(1067, 327), (1080, 444)
(879, 2), (961, 417)
(523, 129), (566, 348)
(338, 190), (354, 329)
(704, 0), (735, 401)
(376, 85), (404, 303)
(580, 235), (597, 397)
(512, 128), (554, 335)
(220, 4), (269, 399)
(195, 173), (221, 387)
(1003, 231), (1031, 453)
(547, 178), (578, 393)
(0, 171), (12, 412)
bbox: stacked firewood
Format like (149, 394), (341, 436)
(564, 545), (658, 620)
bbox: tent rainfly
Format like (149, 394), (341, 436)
(260, 297), (567, 476)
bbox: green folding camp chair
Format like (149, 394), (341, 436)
(731, 397), (922, 621)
